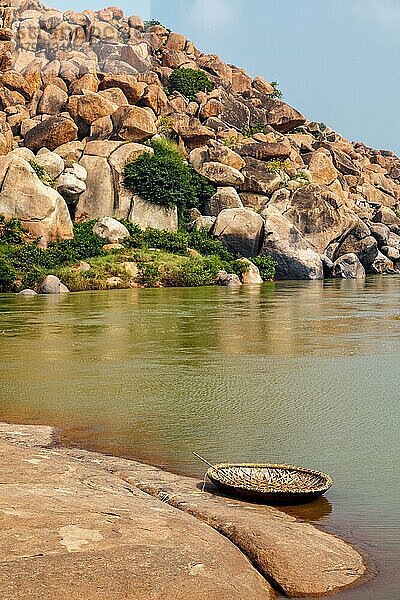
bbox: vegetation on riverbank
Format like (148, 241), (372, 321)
(0, 216), (276, 293)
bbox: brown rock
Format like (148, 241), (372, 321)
(238, 139), (291, 161)
(261, 205), (324, 280)
(241, 157), (282, 195)
(0, 70), (35, 99)
(308, 148), (339, 185)
(90, 115), (113, 140)
(24, 116), (78, 153)
(373, 206), (400, 234)
(201, 162), (245, 186)
(231, 69), (252, 94)
(252, 76), (275, 95)
(0, 427), (272, 600)
(197, 54), (232, 85)
(166, 32), (187, 51)
(241, 258), (264, 283)
(205, 187), (243, 216)
(200, 98), (223, 119)
(333, 253), (366, 279)
(140, 84), (168, 114)
(0, 155), (73, 245)
(285, 184), (357, 253)
(262, 97), (306, 133)
(69, 74), (99, 95)
(208, 144), (245, 170)
(75, 155), (114, 220)
(37, 83), (68, 115)
(335, 219), (378, 270)
(99, 74), (146, 104)
(111, 105), (157, 142)
(213, 207), (264, 257)
(76, 92), (118, 125)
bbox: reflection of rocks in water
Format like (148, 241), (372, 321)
(282, 496), (333, 522)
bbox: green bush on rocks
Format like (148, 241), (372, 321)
(166, 67), (214, 102)
(0, 258), (15, 292)
(251, 256), (276, 281)
(124, 139), (215, 221)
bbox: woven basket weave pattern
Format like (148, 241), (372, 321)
(207, 463), (332, 503)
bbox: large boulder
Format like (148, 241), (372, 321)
(213, 208), (264, 257)
(241, 157), (282, 195)
(75, 92), (117, 125)
(241, 258), (263, 284)
(111, 106), (157, 142)
(35, 149), (65, 179)
(205, 187), (243, 217)
(333, 254), (365, 279)
(262, 97), (306, 133)
(260, 205), (324, 280)
(75, 155), (114, 220)
(285, 184), (356, 253)
(307, 148), (338, 186)
(237, 139), (291, 162)
(368, 221), (390, 248)
(98, 74), (146, 103)
(0, 155), (73, 245)
(370, 251), (394, 274)
(373, 206), (400, 235)
(128, 195), (178, 232)
(335, 220), (378, 271)
(200, 162), (244, 186)
(24, 116), (78, 153)
(37, 275), (69, 293)
(93, 217), (130, 243)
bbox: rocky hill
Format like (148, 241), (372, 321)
(1, 0), (400, 281)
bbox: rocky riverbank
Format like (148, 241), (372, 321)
(0, 422), (372, 599)
(1, 0), (400, 283)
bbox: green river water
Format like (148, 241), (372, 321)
(0, 278), (399, 599)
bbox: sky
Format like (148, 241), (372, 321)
(48, 0), (400, 155)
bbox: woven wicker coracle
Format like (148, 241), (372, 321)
(196, 456), (332, 504)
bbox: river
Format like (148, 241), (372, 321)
(0, 278), (399, 599)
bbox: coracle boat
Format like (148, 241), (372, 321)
(194, 454), (332, 504)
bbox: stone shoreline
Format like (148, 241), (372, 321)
(0, 423), (373, 599)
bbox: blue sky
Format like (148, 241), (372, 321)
(49, 0), (400, 155)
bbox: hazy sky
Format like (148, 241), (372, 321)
(48, 0), (400, 155)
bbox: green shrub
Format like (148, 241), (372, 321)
(187, 228), (234, 261)
(10, 221), (104, 271)
(251, 256), (276, 281)
(265, 159), (292, 174)
(160, 255), (223, 287)
(244, 122), (270, 137)
(137, 263), (160, 287)
(144, 19), (161, 30)
(0, 216), (29, 245)
(124, 139), (215, 222)
(21, 265), (47, 290)
(0, 258), (15, 292)
(230, 259), (250, 278)
(157, 115), (176, 139)
(270, 81), (283, 99)
(166, 68), (214, 102)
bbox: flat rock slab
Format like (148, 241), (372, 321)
(76, 452), (369, 598)
(0, 424), (371, 598)
(0, 422), (58, 448)
(0, 434), (272, 600)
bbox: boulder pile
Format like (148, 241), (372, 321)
(1, 0), (400, 277)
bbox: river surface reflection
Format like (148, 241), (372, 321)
(0, 278), (399, 599)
